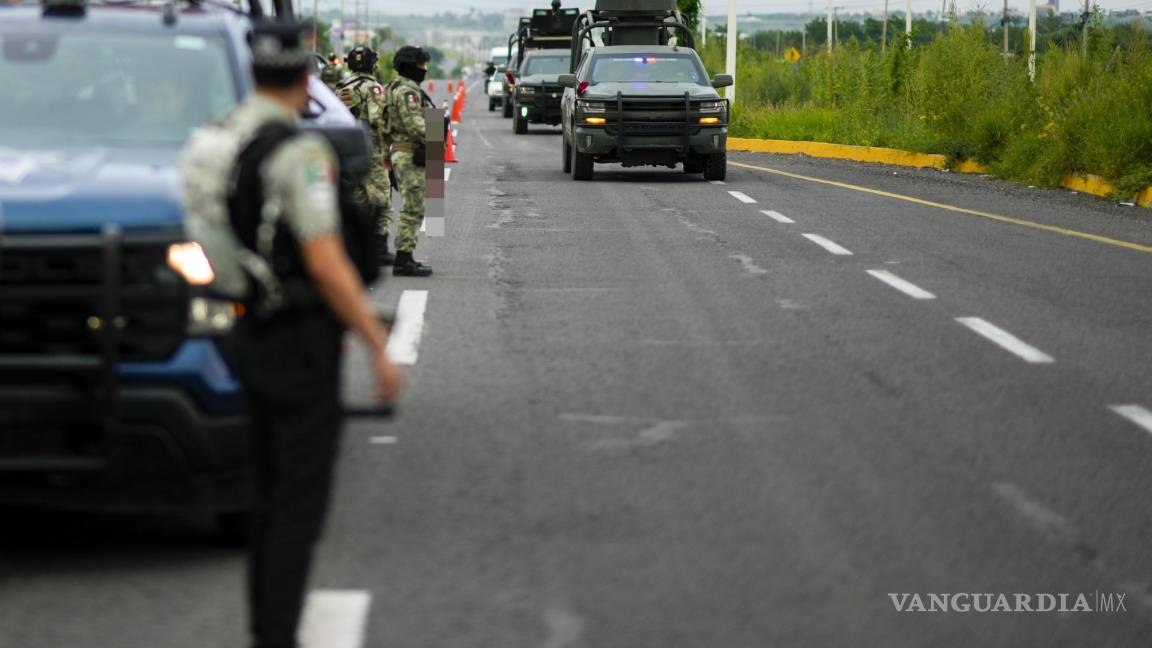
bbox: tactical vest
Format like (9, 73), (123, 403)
(227, 122), (379, 317)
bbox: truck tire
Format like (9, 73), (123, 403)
(562, 137), (572, 173)
(571, 143), (593, 181)
(684, 157), (704, 174)
(488, 99), (496, 112)
(503, 99), (513, 119)
(703, 152), (727, 181)
(215, 511), (249, 547)
(513, 112), (528, 134)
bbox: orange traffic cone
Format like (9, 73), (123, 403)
(447, 82), (453, 93)
(428, 81), (435, 91)
(450, 92), (463, 123)
(445, 127), (459, 164)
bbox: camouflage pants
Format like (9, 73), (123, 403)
(391, 150), (424, 253)
(354, 157), (392, 236)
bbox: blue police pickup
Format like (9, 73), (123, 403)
(0, 0), (346, 534)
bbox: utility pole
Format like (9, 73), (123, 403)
(1028, 0), (1037, 81)
(725, 0), (737, 104)
(776, 31), (781, 58)
(339, 0), (345, 52)
(699, 0), (706, 47)
(1002, 0), (1009, 54)
(906, 0), (912, 48)
(312, 0), (318, 52)
(940, 0), (947, 33)
(826, 0), (833, 51)
(881, 0), (889, 53)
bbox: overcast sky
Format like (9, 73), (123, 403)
(358, 0), (1150, 17)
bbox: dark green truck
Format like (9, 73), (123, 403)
(558, 0), (732, 181)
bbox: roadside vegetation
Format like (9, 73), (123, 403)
(701, 16), (1152, 196)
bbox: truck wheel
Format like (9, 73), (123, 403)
(562, 137), (572, 173)
(684, 157), (704, 174)
(513, 112), (528, 134)
(502, 100), (513, 119)
(572, 144), (594, 181)
(703, 152), (727, 181)
(488, 99), (496, 112)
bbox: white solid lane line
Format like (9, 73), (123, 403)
(1109, 405), (1152, 435)
(761, 210), (794, 223)
(728, 190), (757, 204)
(866, 269), (936, 300)
(386, 290), (428, 365)
(802, 233), (853, 255)
(955, 317), (1055, 364)
(298, 590), (372, 648)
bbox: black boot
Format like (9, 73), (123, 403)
(393, 250), (433, 277)
(378, 234), (395, 266)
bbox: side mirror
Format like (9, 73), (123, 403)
(711, 74), (734, 89)
(557, 74), (577, 88)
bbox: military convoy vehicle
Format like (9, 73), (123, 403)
(505, 1), (578, 130)
(557, 0), (732, 181)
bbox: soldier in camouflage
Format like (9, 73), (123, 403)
(337, 45), (394, 265)
(318, 55), (343, 90)
(386, 45), (434, 277)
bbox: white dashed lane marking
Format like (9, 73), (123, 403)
(761, 210), (794, 223)
(1109, 405), (1152, 435)
(956, 317), (1055, 364)
(727, 190), (756, 204)
(866, 269), (936, 300)
(802, 233), (853, 256)
(386, 290), (428, 365)
(709, 180), (726, 185)
(298, 590), (372, 648)
(369, 435), (399, 445)
(445, 167), (452, 182)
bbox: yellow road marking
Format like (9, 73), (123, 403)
(730, 161), (1152, 254)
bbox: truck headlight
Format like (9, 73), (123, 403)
(697, 100), (725, 113)
(167, 242), (215, 286)
(518, 86), (536, 96)
(188, 297), (238, 336)
(578, 101), (606, 114)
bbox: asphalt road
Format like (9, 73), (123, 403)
(3, 79), (1152, 647)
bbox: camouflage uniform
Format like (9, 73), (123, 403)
(337, 73), (392, 237)
(319, 63), (343, 90)
(385, 75), (432, 253)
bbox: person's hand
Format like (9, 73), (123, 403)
(373, 348), (403, 402)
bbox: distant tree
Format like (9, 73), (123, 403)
(678, 0), (701, 32)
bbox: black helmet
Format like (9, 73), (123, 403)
(392, 45), (431, 69)
(346, 46), (379, 72)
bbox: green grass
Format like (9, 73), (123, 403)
(708, 19), (1152, 197)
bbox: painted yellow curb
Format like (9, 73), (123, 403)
(728, 138), (949, 169)
(728, 137), (1150, 207)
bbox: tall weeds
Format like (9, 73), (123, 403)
(712, 18), (1152, 195)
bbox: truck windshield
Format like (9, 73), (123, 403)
(0, 30), (237, 148)
(590, 54), (705, 84)
(522, 55), (569, 76)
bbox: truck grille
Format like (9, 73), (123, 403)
(0, 233), (189, 363)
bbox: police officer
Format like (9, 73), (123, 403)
(337, 45), (394, 265)
(180, 20), (401, 648)
(386, 45), (434, 277)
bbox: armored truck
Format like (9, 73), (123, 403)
(558, 0), (732, 181)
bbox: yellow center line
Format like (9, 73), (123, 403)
(730, 160), (1152, 255)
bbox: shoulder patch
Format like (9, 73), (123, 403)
(373, 86), (383, 95)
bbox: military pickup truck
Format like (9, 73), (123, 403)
(511, 50), (571, 133)
(558, 0), (732, 181)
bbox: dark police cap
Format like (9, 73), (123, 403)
(248, 19), (314, 71)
